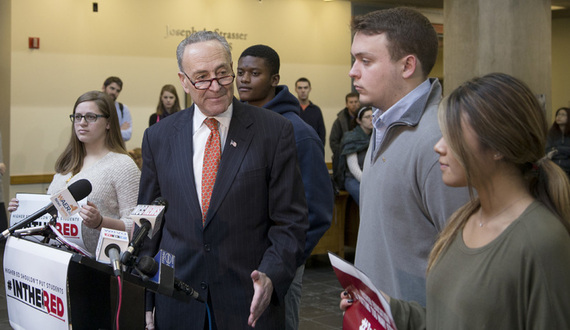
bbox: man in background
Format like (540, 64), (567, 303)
(350, 8), (469, 305)
(0, 130), (7, 233)
(295, 77), (326, 146)
(102, 76), (132, 141)
(236, 44), (333, 330)
(330, 92), (360, 189)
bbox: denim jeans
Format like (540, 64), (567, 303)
(284, 264), (305, 330)
(344, 177), (360, 205)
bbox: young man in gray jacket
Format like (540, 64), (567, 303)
(350, 7), (470, 306)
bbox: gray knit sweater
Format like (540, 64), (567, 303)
(48, 152), (140, 254)
(356, 79), (469, 306)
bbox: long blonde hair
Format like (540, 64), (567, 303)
(428, 73), (570, 272)
(55, 91), (126, 175)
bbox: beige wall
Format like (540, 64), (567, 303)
(552, 17), (570, 118)
(8, 0), (355, 197)
(1, 0), (11, 206)
(6, 1), (566, 199)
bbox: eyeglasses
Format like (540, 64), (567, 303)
(183, 72), (235, 90)
(70, 113), (109, 123)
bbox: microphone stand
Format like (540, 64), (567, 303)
(41, 209), (60, 244)
(12, 209), (59, 243)
(11, 210), (80, 255)
(132, 259), (150, 282)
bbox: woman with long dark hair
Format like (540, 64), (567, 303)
(546, 107), (570, 176)
(341, 73), (570, 329)
(340, 106), (373, 204)
(149, 84), (181, 126)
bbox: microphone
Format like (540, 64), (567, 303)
(137, 252), (173, 295)
(12, 225), (52, 237)
(121, 219), (151, 265)
(121, 197), (168, 265)
(95, 228), (129, 276)
(1, 179), (92, 240)
(130, 197), (168, 238)
(137, 251), (204, 302)
(105, 243), (122, 277)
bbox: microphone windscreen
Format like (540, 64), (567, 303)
(105, 243), (121, 257)
(152, 197), (168, 211)
(138, 255), (159, 276)
(68, 179), (92, 201)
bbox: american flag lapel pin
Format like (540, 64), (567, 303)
(230, 140), (237, 148)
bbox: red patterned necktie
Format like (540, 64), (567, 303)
(201, 118), (221, 226)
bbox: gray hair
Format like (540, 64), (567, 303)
(176, 31), (232, 72)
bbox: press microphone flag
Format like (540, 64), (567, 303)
(138, 250), (175, 296)
(129, 197), (167, 239)
(137, 250), (204, 302)
(50, 185), (81, 219)
(1, 179), (92, 240)
(121, 198), (168, 265)
(95, 228), (129, 274)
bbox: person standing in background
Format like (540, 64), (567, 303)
(339, 106), (373, 205)
(546, 107), (570, 176)
(330, 92), (360, 189)
(0, 130), (7, 233)
(236, 44), (333, 330)
(295, 77), (326, 146)
(102, 76), (132, 141)
(149, 84), (181, 127)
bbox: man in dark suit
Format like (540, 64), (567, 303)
(139, 31), (308, 329)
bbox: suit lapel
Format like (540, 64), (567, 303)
(170, 106), (202, 220)
(203, 101), (255, 228)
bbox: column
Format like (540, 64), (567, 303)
(444, 0), (551, 117)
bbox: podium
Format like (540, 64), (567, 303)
(3, 237), (190, 329)
(68, 253), (146, 329)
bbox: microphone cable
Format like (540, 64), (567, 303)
(113, 274), (123, 330)
(206, 303), (212, 330)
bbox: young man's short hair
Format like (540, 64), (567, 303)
(103, 76), (123, 88)
(351, 7), (438, 77)
(345, 92), (359, 103)
(295, 77), (311, 88)
(239, 44), (280, 75)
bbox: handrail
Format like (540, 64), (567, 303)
(10, 174), (55, 185)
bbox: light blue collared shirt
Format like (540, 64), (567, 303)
(372, 79), (431, 153)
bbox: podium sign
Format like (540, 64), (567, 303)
(3, 238), (188, 329)
(4, 237), (72, 329)
(10, 193), (88, 253)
